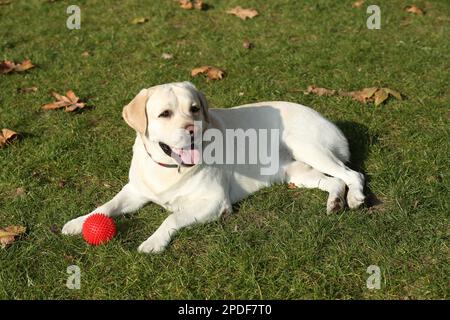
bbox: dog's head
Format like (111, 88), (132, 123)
(122, 81), (209, 164)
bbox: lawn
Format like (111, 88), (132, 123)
(0, 0), (448, 299)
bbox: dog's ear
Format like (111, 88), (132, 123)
(182, 81), (209, 122)
(196, 90), (210, 123)
(122, 89), (149, 134)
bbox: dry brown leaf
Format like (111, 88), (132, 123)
(0, 128), (18, 148)
(191, 66), (212, 77)
(179, 0), (205, 10)
(193, 0), (205, 10)
(0, 1), (11, 5)
(374, 88), (389, 106)
(383, 88), (402, 100)
(0, 59), (35, 74)
(304, 85), (336, 96)
(226, 6), (259, 20)
(42, 90), (86, 112)
(352, 0), (364, 8)
(179, 0), (193, 9)
(304, 85), (402, 106)
(14, 59), (34, 72)
(18, 86), (38, 93)
(131, 17), (149, 24)
(0, 225), (26, 248)
(405, 5), (424, 15)
(341, 87), (378, 103)
(341, 87), (401, 105)
(15, 187), (26, 197)
(0, 235), (15, 248)
(287, 182), (297, 189)
(243, 39), (252, 49)
(0, 60), (15, 73)
(81, 51), (90, 57)
(191, 66), (225, 80)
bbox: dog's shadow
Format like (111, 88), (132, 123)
(335, 121), (377, 173)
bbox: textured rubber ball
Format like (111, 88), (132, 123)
(82, 213), (116, 246)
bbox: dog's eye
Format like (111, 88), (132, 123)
(158, 110), (172, 118)
(190, 106), (200, 113)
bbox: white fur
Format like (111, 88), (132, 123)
(62, 82), (365, 253)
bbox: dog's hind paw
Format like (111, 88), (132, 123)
(327, 196), (345, 214)
(347, 188), (365, 209)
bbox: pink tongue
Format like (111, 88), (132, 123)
(173, 148), (200, 165)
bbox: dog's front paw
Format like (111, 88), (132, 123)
(138, 235), (168, 254)
(61, 215), (88, 235)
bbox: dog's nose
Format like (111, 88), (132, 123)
(185, 124), (195, 136)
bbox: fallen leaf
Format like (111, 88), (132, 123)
(42, 90), (86, 112)
(352, 0), (364, 8)
(161, 53), (174, 60)
(0, 0), (11, 5)
(81, 51), (90, 57)
(179, 0), (205, 10)
(305, 85), (402, 105)
(0, 128), (19, 148)
(341, 87), (401, 105)
(287, 183), (297, 189)
(226, 6), (259, 20)
(383, 87), (402, 100)
(0, 225), (26, 248)
(15, 187), (26, 197)
(374, 88), (389, 106)
(14, 59), (34, 72)
(304, 85), (336, 96)
(179, 0), (193, 9)
(405, 5), (424, 15)
(341, 87), (378, 103)
(18, 86), (38, 93)
(0, 59), (35, 74)
(0, 235), (15, 248)
(131, 17), (149, 24)
(191, 66), (225, 80)
(0, 60), (15, 73)
(193, 0), (205, 10)
(243, 39), (252, 49)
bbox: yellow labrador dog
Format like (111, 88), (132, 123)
(62, 81), (365, 253)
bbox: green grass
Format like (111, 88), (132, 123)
(0, 0), (449, 299)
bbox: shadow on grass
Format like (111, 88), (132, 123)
(335, 121), (380, 208)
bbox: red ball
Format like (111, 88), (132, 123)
(82, 213), (116, 246)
